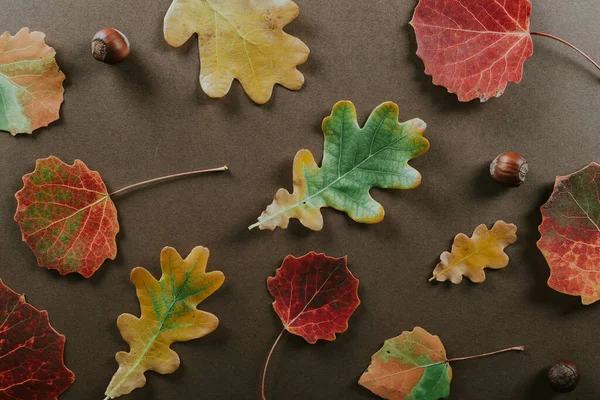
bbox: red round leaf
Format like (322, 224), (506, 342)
(538, 163), (600, 305)
(410, 0), (534, 102)
(0, 280), (74, 399)
(267, 252), (360, 344)
(14, 156), (119, 277)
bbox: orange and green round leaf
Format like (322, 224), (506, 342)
(359, 327), (452, 400)
(0, 28), (65, 135)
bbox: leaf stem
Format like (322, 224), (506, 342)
(261, 329), (285, 400)
(530, 31), (600, 73)
(447, 345), (524, 363)
(108, 166), (228, 196)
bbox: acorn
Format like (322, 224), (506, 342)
(548, 360), (580, 392)
(489, 152), (528, 186)
(91, 28), (130, 64)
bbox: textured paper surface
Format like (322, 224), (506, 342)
(1, 0), (600, 399)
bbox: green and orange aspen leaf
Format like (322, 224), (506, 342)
(359, 327), (524, 400)
(538, 163), (600, 305)
(14, 156), (228, 277)
(430, 221), (517, 284)
(164, 0), (309, 104)
(249, 101), (430, 231)
(104, 246), (225, 399)
(0, 28), (65, 135)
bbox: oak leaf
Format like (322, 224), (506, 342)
(0, 280), (74, 399)
(359, 327), (524, 400)
(430, 221), (517, 283)
(14, 156), (119, 278)
(250, 101), (429, 231)
(410, 0), (534, 102)
(104, 246), (225, 399)
(0, 28), (66, 135)
(164, 0), (309, 104)
(538, 163), (600, 305)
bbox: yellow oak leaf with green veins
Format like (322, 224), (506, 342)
(104, 246), (224, 399)
(164, 0), (309, 104)
(430, 221), (517, 284)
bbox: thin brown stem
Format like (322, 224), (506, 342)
(108, 166), (228, 196)
(447, 345), (524, 363)
(261, 329), (285, 400)
(530, 31), (600, 73)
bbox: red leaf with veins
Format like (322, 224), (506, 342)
(538, 163), (600, 305)
(410, 0), (534, 102)
(14, 156), (119, 277)
(0, 280), (74, 399)
(267, 252), (360, 343)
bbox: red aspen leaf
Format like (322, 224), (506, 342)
(14, 156), (228, 278)
(410, 0), (534, 102)
(0, 28), (66, 135)
(268, 251), (360, 343)
(261, 252), (360, 399)
(14, 156), (119, 278)
(538, 163), (600, 305)
(0, 280), (75, 399)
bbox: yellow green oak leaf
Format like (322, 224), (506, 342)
(0, 28), (65, 135)
(104, 246), (225, 399)
(249, 101), (430, 231)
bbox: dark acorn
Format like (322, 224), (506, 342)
(490, 152), (528, 186)
(548, 360), (580, 392)
(92, 28), (130, 64)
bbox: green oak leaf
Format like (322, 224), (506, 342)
(249, 100), (430, 231)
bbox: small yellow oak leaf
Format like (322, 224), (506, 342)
(430, 221), (517, 284)
(163, 0), (309, 104)
(104, 246), (224, 399)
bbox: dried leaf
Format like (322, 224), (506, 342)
(104, 247), (225, 398)
(268, 251), (360, 343)
(430, 221), (517, 284)
(359, 327), (451, 400)
(164, 0), (309, 104)
(250, 101), (429, 231)
(410, 0), (533, 102)
(0, 280), (74, 399)
(538, 162), (600, 305)
(359, 327), (524, 400)
(14, 156), (119, 278)
(0, 28), (66, 135)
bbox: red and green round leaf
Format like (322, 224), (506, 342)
(267, 252), (360, 343)
(0, 28), (66, 135)
(14, 156), (119, 278)
(410, 0), (533, 102)
(0, 280), (74, 399)
(538, 162), (600, 305)
(359, 327), (451, 400)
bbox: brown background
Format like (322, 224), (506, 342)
(1, 1), (600, 399)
